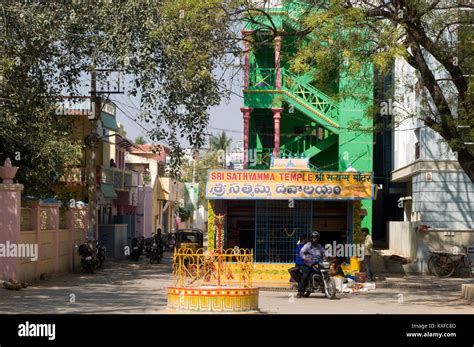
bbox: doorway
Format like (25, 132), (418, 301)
(312, 201), (348, 246)
(226, 200), (256, 251)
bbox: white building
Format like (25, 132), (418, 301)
(388, 27), (474, 269)
(226, 146), (244, 170)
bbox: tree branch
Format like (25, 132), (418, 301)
(405, 37), (458, 143)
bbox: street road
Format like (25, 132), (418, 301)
(0, 255), (472, 314)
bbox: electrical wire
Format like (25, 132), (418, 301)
(113, 102), (154, 143)
(98, 79), (429, 135)
(113, 96), (395, 180)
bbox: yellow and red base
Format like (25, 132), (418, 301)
(167, 287), (259, 312)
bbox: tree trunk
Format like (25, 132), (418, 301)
(457, 148), (474, 182)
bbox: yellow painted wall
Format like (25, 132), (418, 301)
(151, 177), (185, 233)
(246, 263), (293, 283)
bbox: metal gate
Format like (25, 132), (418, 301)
(255, 200), (312, 263)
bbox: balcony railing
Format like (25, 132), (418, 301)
(101, 166), (135, 191)
(248, 68), (276, 89)
(58, 166), (87, 184)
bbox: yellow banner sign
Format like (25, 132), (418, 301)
(206, 170), (373, 200)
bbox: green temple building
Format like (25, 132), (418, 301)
(206, 1), (374, 269)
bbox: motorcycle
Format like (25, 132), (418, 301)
(96, 241), (106, 268)
(130, 237), (142, 261)
(78, 240), (105, 273)
(149, 239), (163, 264)
(78, 242), (97, 274)
(144, 237), (153, 258)
(289, 260), (337, 299)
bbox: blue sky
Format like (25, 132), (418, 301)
(108, 71), (245, 150)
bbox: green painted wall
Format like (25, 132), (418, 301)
(243, 2), (374, 233)
(338, 62), (374, 232)
(312, 143), (338, 170)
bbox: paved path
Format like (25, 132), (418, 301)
(259, 277), (473, 314)
(0, 256), (174, 314)
(0, 257), (472, 314)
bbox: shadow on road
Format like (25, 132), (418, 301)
(0, 253), (175, 314)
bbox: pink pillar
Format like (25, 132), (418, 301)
(0, 184), (23, 281)
(27, 201), (41, 280)
(240, 107), (253, 169)
(242, 30), (253, 90)
(274, 36), (282, 89)
(272, 107), (284, 157)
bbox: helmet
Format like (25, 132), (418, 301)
(310, 231), (320, 240)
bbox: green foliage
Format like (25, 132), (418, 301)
(134, 136), (146, 145)
(285, 0), (474, 179)
(209, 131), (232, 152)
(178, 205), (192, 221)
(0, 0), (245, 192)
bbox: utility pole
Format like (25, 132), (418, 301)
(85, 63), (124, 240)
(190, 146), (198, 228)
(85, 64), (100, 240)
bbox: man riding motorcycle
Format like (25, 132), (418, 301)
(297, 231), (328, 298)
(149, 229), (164, 263)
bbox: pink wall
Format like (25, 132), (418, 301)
(0, 183), (88, 282)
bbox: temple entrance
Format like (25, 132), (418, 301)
(313, 201), (348, 246)
(226, 200), (255, 250)
(255, 200), (312, 263)
(225, 200), (350, 263)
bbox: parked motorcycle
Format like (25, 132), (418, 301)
(96, 241), (106, 268)
(288, 260), (337, 299)
(130, 237), (142, 261)
(144, 237), (153, 258)
(78, 240), (105, 273)
(149, 239), (163, 264)
(78, 242), (97, 274)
